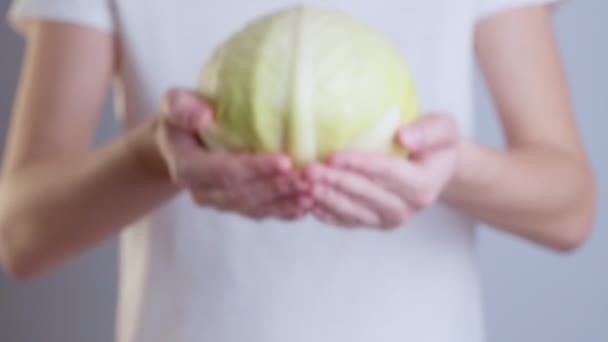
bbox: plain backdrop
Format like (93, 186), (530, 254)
(0, 0), (606, 341)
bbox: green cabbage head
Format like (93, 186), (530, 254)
(198, 5), (419, 168)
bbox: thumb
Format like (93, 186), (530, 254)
(162, 88), (215, 132)
(396, 114), (460, 156)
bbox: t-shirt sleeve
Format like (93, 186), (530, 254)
(7, 0), (115, 34)
(476, 0), (568, 21)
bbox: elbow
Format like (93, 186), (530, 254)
(0, 221), (47, 282)
(0, 251), (39, 282)
(550, 220), (594, 254)
(547, 174), (598, 253)
(0, 252), (40, 282)
(0, 185), (51, 281)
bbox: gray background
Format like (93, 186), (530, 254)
(0, 0), (606, 341)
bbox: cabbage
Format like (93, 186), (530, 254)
(198, 5), (419, 168)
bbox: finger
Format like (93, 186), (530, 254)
(306, 163), (406, 227)
(197, 173), (310, 211)
(311, 183), (381, 227)
(162, 88), (214, 132)
(329, 152), (423, 195)
(196, 153), (294, 188)
(327, 152), (434, 210)
(194, 190), (312, 221)
(396, 114), (460, 157)
(244, 174), (311, 204)
(312, 207), (344, 227)
(250, 194), (314, 220)
(174, 152), (292, 189)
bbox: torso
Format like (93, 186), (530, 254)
(111, 1), (485, 341)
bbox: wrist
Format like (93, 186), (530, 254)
(123, 118), (172, 180)
(440, 139), (500, 204)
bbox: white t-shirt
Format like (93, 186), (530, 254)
(7, 1), (564, 341)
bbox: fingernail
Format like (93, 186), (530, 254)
(400, 128), (420, 149)
(275, 157), (292, 172)
(170, 91), (188, 113)
(174, 107), (193, 128)
(197, 110), (213, 130)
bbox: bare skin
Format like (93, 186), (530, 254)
(304, 6), (596, 252)
(0, 23), (309, 279)
(0, 5), (597, 280)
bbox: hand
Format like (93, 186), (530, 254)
(155, 89), (313, 220)
(305, 114), (461, 229)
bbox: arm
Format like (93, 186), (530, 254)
(304, 5), (596, 253)
(440, 5), (597, 251)
(0, 21), (178, 280)
(0, 21), (308, 281)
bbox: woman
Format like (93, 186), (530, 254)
(0, 0), (596, 341)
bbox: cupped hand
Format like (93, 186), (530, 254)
(156, 88), (313, 220)
(305, 114), (461, 229)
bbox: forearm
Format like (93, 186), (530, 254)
(441, 139), (596, 251)
(0, 119), (178, 279)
